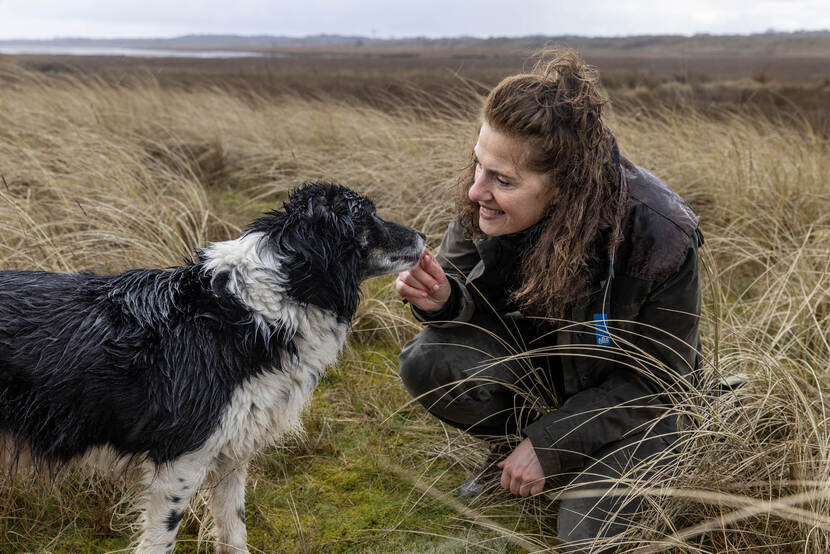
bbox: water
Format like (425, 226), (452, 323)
(0, 45), (271, 58)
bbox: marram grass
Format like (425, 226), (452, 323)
(0, 67), (828, 552)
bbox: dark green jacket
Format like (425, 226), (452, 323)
(414, 158), (702, 477)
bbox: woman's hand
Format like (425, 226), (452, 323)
(395, 249), (452, 313)
(498, 437), (546, 496)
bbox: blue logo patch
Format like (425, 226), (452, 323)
(593, 313), (610, 346)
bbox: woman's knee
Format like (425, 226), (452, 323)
(398, 323), (525, 428)
(400, 323), (505, 393)
(398, 327), (456, 398)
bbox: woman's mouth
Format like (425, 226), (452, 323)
(479, 205), (504, 219)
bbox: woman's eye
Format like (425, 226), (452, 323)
(496, 176), (511, 186)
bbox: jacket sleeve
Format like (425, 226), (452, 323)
(523, 234), (701, 478)
(411, 220), (480, 325)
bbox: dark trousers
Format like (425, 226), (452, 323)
(399, 316), (676, 552)
(400, 314), (561, 439)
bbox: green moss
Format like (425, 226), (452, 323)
(231, 343), (479, 552)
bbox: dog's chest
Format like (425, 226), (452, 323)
(212, 308), (348, 459)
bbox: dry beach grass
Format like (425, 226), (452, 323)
(0, 51), (828, 552)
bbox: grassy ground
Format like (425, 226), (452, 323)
(0, 58), (828, 552)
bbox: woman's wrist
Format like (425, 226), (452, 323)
(411, 279), (459, 320)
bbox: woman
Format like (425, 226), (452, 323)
(396, 49), (702, 550)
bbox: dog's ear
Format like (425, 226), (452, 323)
(308, 197), (356, 236)
(285, 183), (361, 237)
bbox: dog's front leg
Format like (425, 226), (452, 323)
(206, 454), (250, 554)
(135, 457), (208, 554)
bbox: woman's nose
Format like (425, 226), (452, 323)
(468, 172), (490, 202)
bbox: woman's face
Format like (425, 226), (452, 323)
(469, 122), (554, 237)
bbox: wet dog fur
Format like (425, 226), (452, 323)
(0, 182), (425, 553)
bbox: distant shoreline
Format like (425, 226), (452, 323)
(0, 30), (828, 57)
(0, 46), (270, 58)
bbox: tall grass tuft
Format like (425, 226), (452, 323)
(618, 104), (830, 552)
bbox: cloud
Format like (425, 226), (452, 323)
(0, 0), (827, 40)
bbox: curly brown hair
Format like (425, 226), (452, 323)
(456, 48), (627, 318)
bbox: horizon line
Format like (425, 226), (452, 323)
(1, 29), (828, 43)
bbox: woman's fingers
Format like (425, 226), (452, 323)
(530, 479), (545, 496)
(395, 249), (451, 313)
(400, 251), (446, 294)
(395, 271), (429, 298)
(497, 438), (546, 497)
(396, 268), (432, 295)
(421, 251), (449, 284)
(407, 265), (439, 292)
(501, 467), (539, 497)
(501, 467), (526, 496)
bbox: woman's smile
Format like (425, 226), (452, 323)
(479, 205), (504, 218)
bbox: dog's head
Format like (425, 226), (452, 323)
(245, 182), (425, 321)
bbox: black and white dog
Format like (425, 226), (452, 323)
(0, 182), (425, 553)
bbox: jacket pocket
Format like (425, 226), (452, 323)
(563, 292), (641, 392)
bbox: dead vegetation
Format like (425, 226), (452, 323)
(0, 46), (828, 551)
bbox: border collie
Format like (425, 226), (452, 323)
(0, 182), (425, 553)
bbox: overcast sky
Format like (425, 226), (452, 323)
(0, 0), (828, 40)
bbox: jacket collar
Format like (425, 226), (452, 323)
(466, 222), (542, 284)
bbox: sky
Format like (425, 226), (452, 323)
(0, 0), (828, 40)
